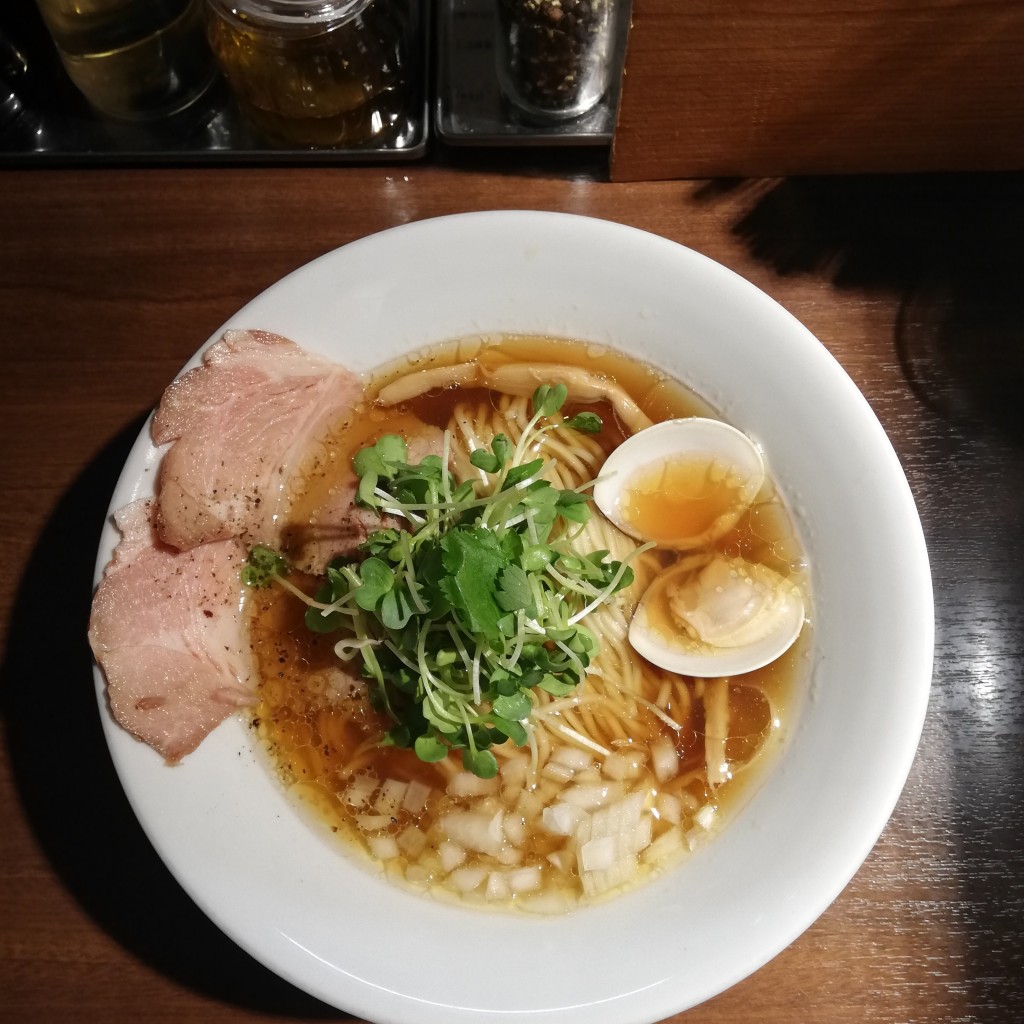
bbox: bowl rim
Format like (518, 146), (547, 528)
(93, 210), (934, 1024)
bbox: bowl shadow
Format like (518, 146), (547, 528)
(0, 415), (346, 1020)
(697, 173), (1024, 444)
(697, 171), (1024, 1021)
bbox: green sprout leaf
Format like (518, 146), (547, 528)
(414, 734), (449, 762)
(242, 545), (288, 588)
(532, 383), (568, 418)
(352, 557), (394, 610)
(564, 411), (603, 434)
(353, 433), (407, 477)
(280, 381), (651, 778)
(462, 747), (499, 779)
(492, 691), (532, 721)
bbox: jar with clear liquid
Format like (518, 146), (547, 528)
(34, 0), (216, 120)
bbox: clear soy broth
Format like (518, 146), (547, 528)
(247, 335), (810, 909)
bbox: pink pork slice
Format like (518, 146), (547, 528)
(89, 500), (253, 763)
(152, 329), (363, 551)
(292, 425), (447, 575)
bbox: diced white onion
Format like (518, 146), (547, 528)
(499, 757), (529, 787)
(651, 737), (680, 783)
(486, 871), (510, 901)
(397, 826), (427, 857)
(656, 792), (683, 825)
(496, 846), (524, 866)
(449, 866), (487, 893)
(401, 779), (432, 815)
(355, 814), (391, 831)
(487, 809), (505, 844)
(367, 835), (400, 860)
(602, 750), (646, 781)
(536, 778), (564, 805)
(680, 791), (701, 813)
(438, 841), (467, 873)
(641, 827), (686, 866)
(541, 761), (575, 784)
(342, 774), (377, 808)
(562, 782), (622, 810)
(325, 667), (364, 701)
(546, 850), (573, 873)
(574, 791), (648, 897)
(448, 772), (500, 798)
(542, 802), (583, 836)
(695, 805), (717, 831)
(632, 815), (653, 852)
(503, 813), (527, 847)
(552, 747), (593, 772)
(439, 810), (505, 856)
(506, 865), (542, 895)
(375, 778), (408, 817)
(581, 835), (617, 872)
(515, 789), (545, 822)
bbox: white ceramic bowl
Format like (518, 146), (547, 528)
(94, 211), (933, 1024)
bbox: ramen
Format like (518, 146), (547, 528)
(245, 335), (810, 912)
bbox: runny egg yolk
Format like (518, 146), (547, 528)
(619, 454), (750, 548)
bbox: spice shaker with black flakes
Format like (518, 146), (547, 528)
(495, 0), (623, 122)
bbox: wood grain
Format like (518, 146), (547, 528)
(1, 164), (1022, 1023)
(611, 0), (1024, 180)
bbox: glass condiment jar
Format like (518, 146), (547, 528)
(204, 0), (414, 148)
(495, 0), (623, 122)
(33, 0), (216, 121)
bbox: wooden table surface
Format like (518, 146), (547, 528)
(1, 159), (1022, 1024)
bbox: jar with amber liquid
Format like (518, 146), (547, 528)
(204, 0), (414, 148)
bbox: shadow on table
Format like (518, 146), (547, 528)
(0, 417), (342, 1020)
(697, 173), (1024, 444)
(697, 172), (1024, 1020)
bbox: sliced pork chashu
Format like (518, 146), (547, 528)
(89, 501), (253, 763)
(152, 329), (363, 551)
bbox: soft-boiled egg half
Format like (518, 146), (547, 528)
(593, 418), (806, 677)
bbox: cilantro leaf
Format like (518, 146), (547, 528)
(496, 563), (536, 615)
(439, 528), (508, 640)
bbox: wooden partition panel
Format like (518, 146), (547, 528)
(611, 0), (1024, 181)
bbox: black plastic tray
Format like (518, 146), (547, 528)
(0, 1), (428, 165)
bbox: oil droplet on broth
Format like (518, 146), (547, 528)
(621, 455), (750, 547)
